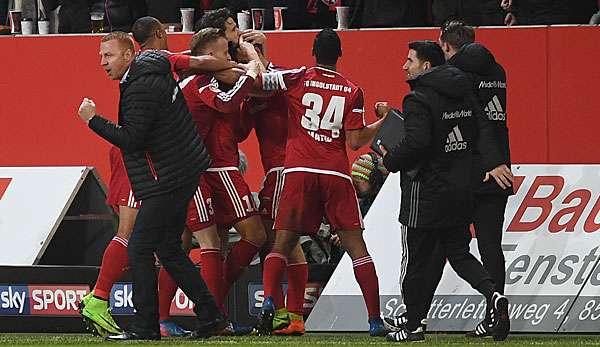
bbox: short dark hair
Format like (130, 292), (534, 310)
(312, 29), (342, 66)
(408, 40), (445, 67)
(101, 31), (134, 51)
(131, 16), (162, 46)
(190, 28), (226, 55)
(197, 8), (233, 31)
(440, 21), (475, 50)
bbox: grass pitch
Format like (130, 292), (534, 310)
(0, 333), (599, 346)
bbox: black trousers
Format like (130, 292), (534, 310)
(403, 194), (509, 324)
(128, 180), (220, 334)
(401, 224), (495, 331)
(473, 194), (508, 295)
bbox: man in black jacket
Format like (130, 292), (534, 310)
(78, 32), (224, 340)
(380, 41), (509, 343)
(440, 21), (514, 338)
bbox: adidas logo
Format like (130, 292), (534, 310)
(484, 95), (506, 121)
(445, 125), (468, 153)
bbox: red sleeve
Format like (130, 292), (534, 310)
(163, 51), (191, 73)
(198, 75), (255, 114)
(344, 87), (366, 130)
(260, 67), (306, 93)
(238, 101), (256, 142)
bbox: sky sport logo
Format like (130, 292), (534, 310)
(110, 283), (135, 314)
(485, 95), (506, 121)
(445, 126), (468, 153)
(0, 285), (89, 316)
(0, 285), (28, 315)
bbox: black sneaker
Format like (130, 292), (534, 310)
(256, 296), (275, 336)
(384, 314), (428, 333)
(191, 315), (228, 339)
(465, 320), (493, 338)
(386, 326), (425, 343)
(491, 292), (510, 341)
(383, 314), (407, 332)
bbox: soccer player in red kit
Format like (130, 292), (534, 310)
(78, 18), (239, 338)
(197, 10), (272, 306)
(256, 29), (388, 336)
(188, 32), (269, 307)
(239, 70), (308, 335)
(154, 28), (261, 333)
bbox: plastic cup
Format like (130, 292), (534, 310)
(180, 8), (194, 33)
(273, 7), (287, 30)
(336, 6), (350, 30)
(237, 11), (251, 31)
(251, 8), (264, 30)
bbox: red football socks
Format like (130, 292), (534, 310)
(262, 252), (288, 306)
(94, 236), (129, 300)
(200, 248), (223, 306)
(352, 255), (381, 319)
(286, 262), (308, 316)
(222, 239), (259, 297)
(158, 267), (178, 321)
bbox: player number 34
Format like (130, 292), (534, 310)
(301, 92), (345, 138)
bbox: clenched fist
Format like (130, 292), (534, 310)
(78, 98), (96, 124)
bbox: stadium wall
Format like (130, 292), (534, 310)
(0, 26), (598, 191)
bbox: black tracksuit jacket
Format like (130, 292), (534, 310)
(89, 50), (211, 200)
(383, 65), (502, 228)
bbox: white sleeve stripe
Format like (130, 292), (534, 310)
(277, 72), (287, 91)
(198, 76), (248, 102)
(178, 75), (195, 90)
(215, 75), (248, 102)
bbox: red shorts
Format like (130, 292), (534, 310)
(186, 175), (215, 232)
(273, 170), (364, 234)
(205, 168), (259, 227)
(258, 167), (285, 221)
(106, 146), (141, 209)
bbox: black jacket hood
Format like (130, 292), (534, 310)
(407, 64), (470, 99)
(448, 43), (496, 75)
(126, 50), (171, 84)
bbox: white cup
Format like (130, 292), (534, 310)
(336, 6), (350, 30)
(237, 11), (251, 31)
(38, 20), (50, 35)
(20, 19), (33, 35)
(180, 8), (194, 33)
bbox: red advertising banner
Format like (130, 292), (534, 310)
(0, 27), (598, 190)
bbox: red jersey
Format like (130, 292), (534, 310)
(261, 66), (365, 177)
(180, 74), (216, 139)
(239, 64), (289, 173)
(180, 73), (255, 168)
(162, 50), (191, 75)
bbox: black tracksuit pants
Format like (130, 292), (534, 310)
(473, 194), (509, 294)
(401, 224), (495, 331)
(127, 179), (220, 334)
(403, 193), (509, 326)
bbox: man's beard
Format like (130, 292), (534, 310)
(228, 41), (240, 62)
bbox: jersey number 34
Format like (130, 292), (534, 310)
(301, 92), (345, 138)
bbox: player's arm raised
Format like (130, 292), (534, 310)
(345, 89), (385, 150)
